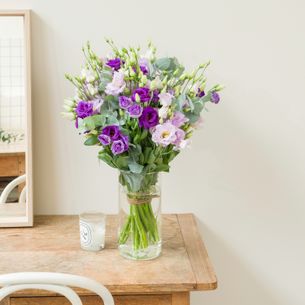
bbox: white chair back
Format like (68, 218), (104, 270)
(0, 272), (114, 305)
(0, 174), (26, 204)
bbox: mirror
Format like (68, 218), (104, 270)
(0, 11), (33, 227)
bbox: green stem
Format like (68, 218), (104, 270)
(118, 201), (160, 250)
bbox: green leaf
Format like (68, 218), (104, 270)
(128, 160), (144, 174)
(155, 164), (170, 172)
(133, 134), (141, 144)
(92, 115), (106, 127)
(84, 136), (99, 146)
(106, 115), (119, 125)
(98, 152), (116, 168)
(143, 147), (152, 163)
(192, 99), (204, 115)
(115, 155), (129, 169)
(140, 129), (148, 140)
(175, 94), (186, 111)
(185, 112), (200, 124)
(155, 57), (171, 70)
(83, 116), (95, 130)
(147, 150), (155, 164)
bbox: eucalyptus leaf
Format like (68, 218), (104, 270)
(98, 152), (116, 168)
(128, 161), (144, 174)
(115, 155), (129, 169)
(175, 94), (186, 111)
(84, 135), (99, 146)
(155, 57), (171, 70)
(83, 116), (95, 130)
(155, 164), (170, 172)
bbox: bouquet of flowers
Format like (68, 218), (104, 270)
(62, 39), (222, 259)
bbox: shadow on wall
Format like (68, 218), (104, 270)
(192, 219), (282, 305)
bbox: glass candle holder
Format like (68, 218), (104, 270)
(79, 212), (106, 251)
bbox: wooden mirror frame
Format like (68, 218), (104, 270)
(0, 10), (33, 227)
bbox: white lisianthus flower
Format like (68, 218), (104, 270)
(175, 139), (191, 150)
(105, 71), (126, 96)
(158, 106), (169, 119)
(152, 122), (177, 147)
(158, 92), (173, 107)
(92, 98), (104, 113)
(150, 76), (163, 90)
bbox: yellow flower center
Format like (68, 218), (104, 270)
(161, 131), (170, 138)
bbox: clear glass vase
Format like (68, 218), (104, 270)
(118, 171), (162, 260)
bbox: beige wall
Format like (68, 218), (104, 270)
(1, 0), (305, 304)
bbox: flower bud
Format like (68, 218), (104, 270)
(64, 99), (75, 107)
(63, 104), (73, 112)
(61, 112), (76, 120)
(162, 76), (168, 85)
(174, 85), (181, 96)
(135, 93), (141, 103)
(179, 73), (187, 81)
(199, 61), (210, 69)
(129, 67), (135, 77)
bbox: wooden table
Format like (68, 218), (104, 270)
(0, 214), (217, 305)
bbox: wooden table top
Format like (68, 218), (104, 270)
(0, 214), (217, 295)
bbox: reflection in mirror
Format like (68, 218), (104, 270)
(0, 12), (32, 226)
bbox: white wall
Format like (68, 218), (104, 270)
(1, 0), (305, 304)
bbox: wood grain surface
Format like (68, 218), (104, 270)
(0, 214), (217, 296)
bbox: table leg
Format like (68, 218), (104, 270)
(172, 292), (190, 305)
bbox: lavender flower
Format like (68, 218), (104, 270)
(173, 128), (186, 148)
(127, 104), (143, 118)
(75, 101), (93, 119)
(152, 122), (177, 147)
(120, 134), (129, 151)
(170, 111), (189, 128)
(132, 87), (151, 103)
(105, 71), (126, 96)
(106, 58), (122, 70)
(119, 96), (133, 110)
(151, 90), (160, 102)
(139, 58), (149, 75)
(111, 136), (129, 155)
(211, 91), (220, 104)
(101, 125), (120, 140)
(139, 106), (159, 129)
(98, 134), (111, 146)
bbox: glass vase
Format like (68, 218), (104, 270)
(118, 171), (162, 260)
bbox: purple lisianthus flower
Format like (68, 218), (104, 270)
(151, 90), (160, 103)
(106, 58), (122, 71)
(197, 88), (205, 98)
(98, 134), (111, 146)
(119, 96), (133, 110)
(127, 104), (143, 118)
(211, 91), (220, 104)
(101, 125), (120, 140)
(170, 111), (189, 128)
(132, 87), (151, 103)
(75, 101), (93, 119)
(139, 58), (149, 75)
(139, 106), (159, 129)
(111, 138), (128, 155)
(120, 134), (129, 151)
